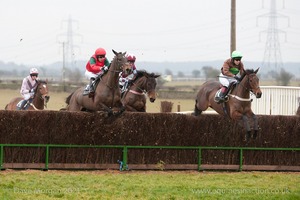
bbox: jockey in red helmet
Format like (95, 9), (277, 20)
(119, 53), (138, 94)
(216, 50), (246, 103)
(18, 68), (39, 110)
(84, 47), (110, 96)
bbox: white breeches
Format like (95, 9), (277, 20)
(85, 70), (101, 80)
(219, 72), (240, 87)
(22, 93), (34, 100)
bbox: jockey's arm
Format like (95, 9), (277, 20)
(89, 58), (102, 73)
(20, 78), (31, 94)
(222, 61), (235, 77)
(104, 58), (110, 67)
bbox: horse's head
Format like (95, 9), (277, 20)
(244, 68), (262, 98)
(122, 62), (133, 75)
(112, 49), (127, 73)
(36, 80), (50, 103)
(140, 71), (160, 103)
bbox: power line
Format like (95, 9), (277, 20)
(257, 0), (289, 71)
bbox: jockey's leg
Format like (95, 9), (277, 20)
(219, 86), (228, 101)
(89, 77), (96, 93)
(17, 100), (28, 110)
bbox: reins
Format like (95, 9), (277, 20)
(30, 82), (49, 110)
(228, 74), (255, 102)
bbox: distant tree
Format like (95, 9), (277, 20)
(191, 70), (201, 78)
(177, 71), (185, 78)
(269, 68), (294, 86)
(202, 66), (219, 80)
(165, 69), (173, 76)
(156, 76), (166, 89)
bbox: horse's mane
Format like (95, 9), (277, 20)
(136, 70), (158, 78)
(240, 69), (255, 80)
(245, 69), (255, 74)
(37, 79), (47, 84)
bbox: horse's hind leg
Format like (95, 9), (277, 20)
(193, 99), (203, 116)
(252, 114), (259, 139)
(242, 115), (251, 142)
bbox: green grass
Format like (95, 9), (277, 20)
(0, 170), (299, 199)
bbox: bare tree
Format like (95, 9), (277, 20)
(270, 68), (294, 86)
(191, 69), (201, 78)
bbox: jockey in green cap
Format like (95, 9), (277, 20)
(216, 50), (246, 103)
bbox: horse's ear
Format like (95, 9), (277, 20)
(254, 67), (260, 74)
(154, 74), (161, 78)
(112, 49), (117, 55)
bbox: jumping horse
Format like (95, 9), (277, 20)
(5, 80), (50, 110)
(65, 50), (127, 115)
(121, 70), (160, 112)
(194, 68), (262, 141)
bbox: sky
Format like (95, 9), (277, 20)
(0, 0), (299, 66)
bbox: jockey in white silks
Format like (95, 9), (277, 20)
(18, 68), (39, 110)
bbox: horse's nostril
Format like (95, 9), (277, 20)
(257, 93), (262, 98)
(150, 98), (155, 103)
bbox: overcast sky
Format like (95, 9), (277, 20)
(0, 0), (299, 66)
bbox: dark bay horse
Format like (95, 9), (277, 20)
(65, 50), (127, 114)
(121, 70), (160, 112)
(5, 80), (50, 110)
(194, 68), (262, 141)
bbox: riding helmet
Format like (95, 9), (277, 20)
(95, 48), (106, 56)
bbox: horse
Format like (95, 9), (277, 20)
(5, 80), (50, 111)
(194, 68), (262, 141)
(65, 50), (127, 115)
(121, 70), (160, 112)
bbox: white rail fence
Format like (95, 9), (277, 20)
(176, 86), (300, 116)
(252, 86), (300, 115)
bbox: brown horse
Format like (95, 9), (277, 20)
(65, 50), (127, 114)
(194, 68), (262, 141)
(121, 70), (160, 112)
(5, 80), (50, 110)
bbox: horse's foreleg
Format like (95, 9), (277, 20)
(242, 115), (251, 142)
(252, 114), (258, 139)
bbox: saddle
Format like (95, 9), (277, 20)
(83, 76), (101, 97)
(214, 82), (236, 103)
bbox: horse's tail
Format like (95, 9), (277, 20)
(65, 92), (74, 105)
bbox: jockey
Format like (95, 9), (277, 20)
(216, 50), (246, 103)
(18, 68), (39, 110)
(119, 53), (138, 94)
(84, 47), (110, 96)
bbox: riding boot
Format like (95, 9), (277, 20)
(88, 78), (96, 97)
(218, 86), (228, 103)
(17, 100), (28, 110)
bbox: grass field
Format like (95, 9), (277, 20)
(0, 89), (195, 113)
(0, 170), (299, 199)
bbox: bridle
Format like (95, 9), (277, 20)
(31, 82), (49, 110)
(105, 55), (126, 89)
(229, 73), (259, 102)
